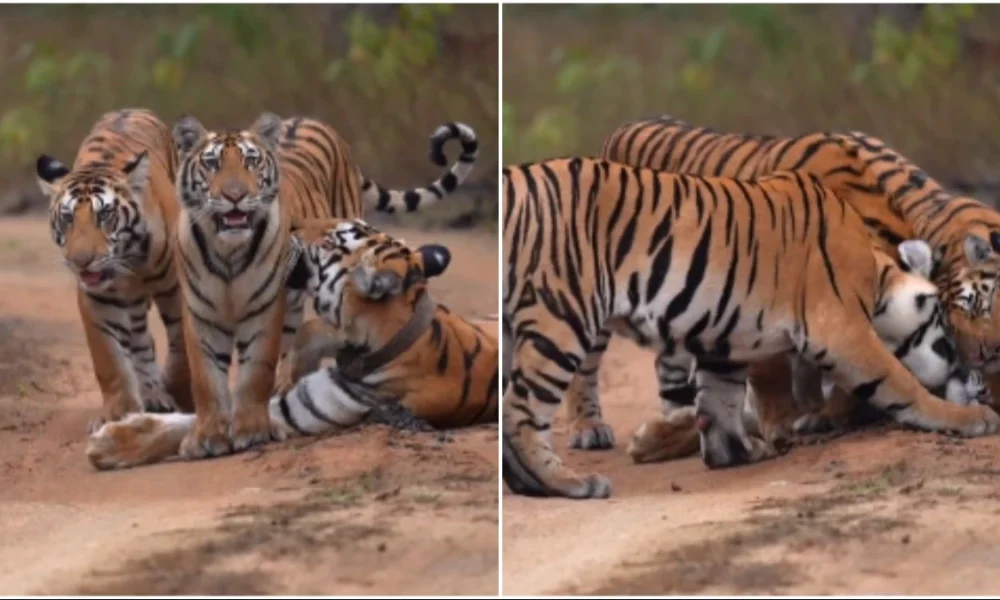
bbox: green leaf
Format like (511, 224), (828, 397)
(24, 57), (60, 93)
(700, 26), (727, 64)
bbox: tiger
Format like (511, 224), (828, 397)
(626, 238), (992, 464)
(35, 108), (192, 428)
(84, 218), (499, 470)
(501, 157), (1000, 499)
(559, 114), (1000, 452)
(169, 112), (478, 460)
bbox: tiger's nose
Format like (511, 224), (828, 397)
(221, 182), (248, 204)
(67, 250), (97, 271)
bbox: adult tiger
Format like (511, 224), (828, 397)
(501, 157), (1000, 499)
(84, 218), (498, 470)
(560, 115), (1000, 451)
(35, 108), (192, 428)
(170, 113), (478, 459)
(626, 239), (991, 464)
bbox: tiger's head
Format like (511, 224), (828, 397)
(36, 151), (152, 292)
(172, 112), (283, 244)
(877, 239), (989, 400)
(287, 218), (451, 343)
(942, 232), (1000, 375)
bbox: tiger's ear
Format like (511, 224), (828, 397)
(250, 112), (283, 149)
(417, 244), (452, 279)
(898, 239), (934, 279)
(964, 234), (994, 266)
(36, 154), (70, 197)
(122, 151), (151, 199)
(172, 115), (207, 157)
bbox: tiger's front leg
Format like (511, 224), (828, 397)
(128, 300), (178, 414)
(178, 296), (234, 459)
(78, 289), (143, 431)
(153, 283), (193, 412)
(272, 289), (310, 397)
(273, 317), (340, 397)
(806, 321), (1000, 437)
(230, 294), (286, 451)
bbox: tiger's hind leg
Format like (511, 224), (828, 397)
(502, 316), (611, 499)
(566, 328), (615, 450)
(803, 322), (1000, 437)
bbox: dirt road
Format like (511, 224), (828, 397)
(0, 216), (499, 595)
(502, 336), (1000, 595)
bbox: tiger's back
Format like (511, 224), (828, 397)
(274, 116), (364, 221)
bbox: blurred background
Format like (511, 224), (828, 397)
(0, 4), (498, 230)
(503, 4), (1000, 205)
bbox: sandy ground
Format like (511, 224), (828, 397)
(0, 215), (499, 595)
(502, 336), (1000, 595)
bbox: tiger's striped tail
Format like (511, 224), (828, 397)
(360, 122), (479, 213)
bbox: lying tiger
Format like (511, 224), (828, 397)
(85, 219), (498, 469)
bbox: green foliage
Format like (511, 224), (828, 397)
(505, 4), (998, 178)
(854, 4), (977, 91)
(325, 4), (453, 92)
(0, 4), (497, 231)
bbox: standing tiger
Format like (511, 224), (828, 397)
(501, 157), (1000, 499)
(85, 218), (498, 470)
(35, 108), (192, 428)
(560, 115), (1000, 452)
(170, 113), (478, 460)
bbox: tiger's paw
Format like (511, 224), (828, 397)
(792, 412), (839, 436)
(89, 396), (143, 435)
(627, 408), (700, 464)
(502, 433), (612, 499)
(569, 417), (615, 450)
(953, 403), (1000, 437)
(179, 415), (231, 459)
(141, 387), (178, 414)
(85, 414), (162, 471)
(230, 406), (275, 452)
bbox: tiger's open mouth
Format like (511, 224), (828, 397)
(79, 269), (112, 287)
(217, 210), (251, 231)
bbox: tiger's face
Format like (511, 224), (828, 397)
(172, 113), (282, 243)
(36, 151), (152, 292)
(288, 218), (451, 334)
(946, 233), (1000, 374)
